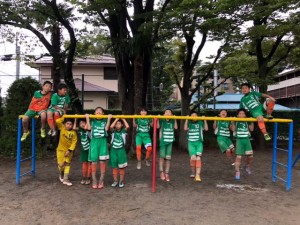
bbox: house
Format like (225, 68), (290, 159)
(267, 68), (300, 109)
(30, 55), (120, 110)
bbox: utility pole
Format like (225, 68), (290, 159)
(16, 32), (20, 80)
(213, 70), (218, 109)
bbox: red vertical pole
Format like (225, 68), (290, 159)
(152, 118), (157, 193)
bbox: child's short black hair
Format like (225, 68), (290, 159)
(140, 106), (148, 113)
(237, 108), (248, 116)
(58, 83), (67, 90)
(43, 80), (52, 86)
(64, 118), (74, 124)
(95, 106), (104, 112)
(241, 83), (251, 88)
(189, 110), (198, 116)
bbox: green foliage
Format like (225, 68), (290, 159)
(0, 77), (44, 158)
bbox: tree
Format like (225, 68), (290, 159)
(0, 0), (83, 113)
(74, 0), (172, 114)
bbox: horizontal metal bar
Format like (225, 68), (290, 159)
(273, 175), (287, 183)
(276, 147), (288, 152)
(20, 157), (33, 162)
(275, 161), (288, 168)
(20, 170), (33, 177)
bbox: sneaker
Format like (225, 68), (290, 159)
(235, 172), (240, 180)
(137, 161), (141, 170)
(21, 131), (30, 142)
(190, 174), (195, 178)
(48, 130), (52, 136)
(40, 129), (46, 138)
(51, 130), (57, 137)
(145, 160), (151, 167)
(63, 179), (73, 186)
(165, 173), (170, 182)
(160, 171), (166, 180)
(59, 175), (64, 183)
(264, 133), (271, 141)
(80, 178), (86, 185)
(119, 181), (125, 188)
(111, 181), (118, 187)
(85, 178), (91, 185)
(92, 183), (98, 189)
(266, 114), (273, 119)
(194, 175), (201, 182)
(245, 166), (252, 175)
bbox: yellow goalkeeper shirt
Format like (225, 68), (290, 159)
(56, 117), (77, 152)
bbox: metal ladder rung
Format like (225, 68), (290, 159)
(276, 147), (288, 152)
(21, 156), (33, 162)
(21, 170), (34, 177)
(275, 161), (288, 168)
(273, 175), (287, 183)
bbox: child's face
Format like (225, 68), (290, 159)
(58, 87), (67, 96)
(115, 121), (123, 130)
(219, 110), (227, 118)
(140, 109), (147, 115)
(191, 112), (198, 121)
(79, 121), (86, 129)
(164, 110), (172, 116)
(241, 85), (250, 94)
(65, 121), (73, 131)
(237, 110), (246, 118)
(42, 83), (52, 93)
(95, 108), (104, 115)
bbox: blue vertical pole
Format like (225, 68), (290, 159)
(31, 118), (36, 177)
(16, 117), (22, 185)
(272, 122), (278, 182)
(286, 122), (294, 191)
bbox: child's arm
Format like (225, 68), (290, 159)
(122, 119), (130, 130)
(203, 118), (208, 131)
(261, 93), (275, 102)
(157, 119), (160, 129)
(85, 114), (91, 130)
(249, 122), (254, 132)
(184, 119), (189, 131)
(105, 114), (113, 131)
(73, 118), (78, 131)
(230, 121), (235, 132)
(133, 118), (137, 128)
(56, 116), (65, 130)
(65, 131), (78, 157)
(213, 120), (217, 130)
(174, 119), (178, 130)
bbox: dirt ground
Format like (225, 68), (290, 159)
(1, 146), (300, 225)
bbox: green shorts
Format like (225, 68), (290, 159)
(136, 132), (152, 148)
(80, 148), (89, 162)
(89, 138), (109, 161)
(250, 105), (265, 118)
(188, 141), (203, 157)
(217, 136), (234, 153)
(24, 109), (46, 118)
(47, 108), (64, 116)
(159, 141), (173, 159)
(236, 138), (253, 155)
(109, 148), (127, 168)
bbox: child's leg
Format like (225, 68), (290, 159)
(81, 162), (88, 184)
(63, 162), (72, 186)
(195, 156), (202, 182)
(245, 155), (253, 175)
(165, 159), (171, 182)
(98, 160), (106, 188)
(57, 163), (65, 182)
(119, 168), (125, 183)
(190, 155), (196, 177)
(257, 116), (267, 134)
(112, 168), (118, 182)
(40, 111), (47, 130)
(22, 115), (30, 133)
(136, 145), (142, 169)
(266, 99), (275, 115)
(91, 162), (98, 188)
(47, 111), (55, 131)
(235, 155), (242, 179)
(145, 146), (153, 162)
(159, 158), (165, 180)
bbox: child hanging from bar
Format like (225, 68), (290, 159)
(157, 109), (178, 182)
(239, 82), (275, 141)
(73, 115), (92, 185)
(47, 83), (71, 136)
(106, 115), (129, 188)
(232, 108), (254, 180)
(133, 106), (153, 170)
(56, 116), (78, 186)
(184, 111), (208, 182)
(86, 107), (110, 189)
(213, 109), (235, 161)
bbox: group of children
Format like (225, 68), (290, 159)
(21, 81), (276, 187)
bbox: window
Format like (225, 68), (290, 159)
(221, 83), (229, 90)
(104, 67), (117, 80)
